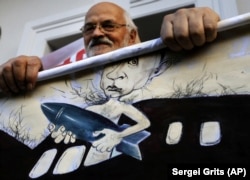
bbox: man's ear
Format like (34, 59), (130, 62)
(153, 62), (167, 77)
(147, 54), (168, 81)
(129, 29), (140, 44)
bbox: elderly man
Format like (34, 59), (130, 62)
(0, 2), (220, 95)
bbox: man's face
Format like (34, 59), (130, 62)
(100, 56), (160, 98)
(83, 3), (135, 57)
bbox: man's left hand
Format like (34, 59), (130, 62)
(161, 7), (220, 51)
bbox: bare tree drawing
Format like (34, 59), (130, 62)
(171, 73), (213, 98)
(1, 105), (47, 149)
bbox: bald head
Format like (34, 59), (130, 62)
(85, 2), (138, 33)
(86, 2), (125, 19)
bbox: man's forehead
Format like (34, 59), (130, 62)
(85, 3), (125, 23)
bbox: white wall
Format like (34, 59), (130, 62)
(0, 0), (93, 62)
(0, 0), (249, 64)
(237, 0), (250, 14)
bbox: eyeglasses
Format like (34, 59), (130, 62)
(80, 21), (128, 35)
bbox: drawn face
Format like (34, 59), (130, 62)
(100, 56), (161, 98)
(83, 3), (136, 57)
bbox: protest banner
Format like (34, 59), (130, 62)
(0, 13), (249, 179)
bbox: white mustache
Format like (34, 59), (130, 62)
(88, 37), (113, 48)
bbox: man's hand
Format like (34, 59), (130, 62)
(0, 55), (43, 95)
(161, 7), (220, 51)
(92, 129), (122, 152)
(48, 123), (76, 144)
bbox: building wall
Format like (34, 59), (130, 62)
(0, 0), (93, 62)
(237, 0), (250, 15)
(0, 0), (249, 63)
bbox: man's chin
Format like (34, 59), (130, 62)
(105, 91), (122, 98)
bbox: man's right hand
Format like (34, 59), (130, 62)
(0, 55), (43, 95)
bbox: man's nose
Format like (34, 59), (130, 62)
(106, 67), (126, 80)
(92, 25), (105, 36)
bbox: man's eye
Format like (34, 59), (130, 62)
(84, 25), (95, 32)
(128, 58), (138, 66)
(102, 24), (115, 30)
